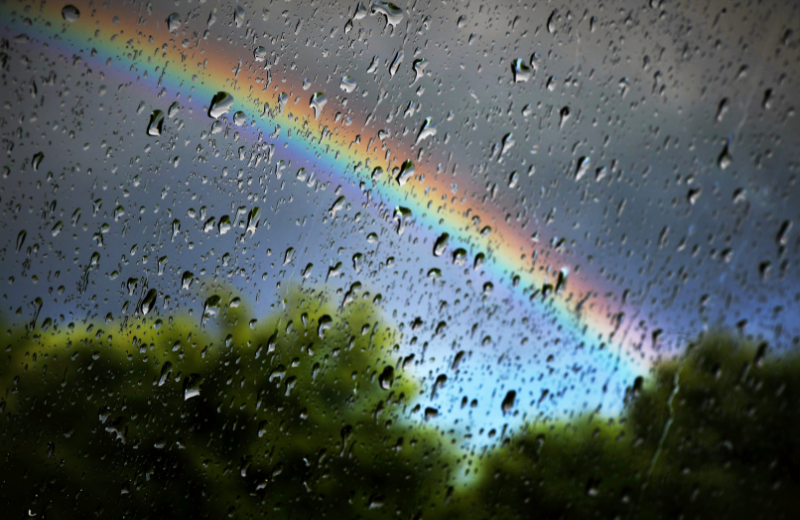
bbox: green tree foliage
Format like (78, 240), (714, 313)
(469, 333), (800, 519)
(0, 288), (460, 519)
(2, 291), (799, 520)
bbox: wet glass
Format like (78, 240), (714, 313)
(1, 0), (798, 517)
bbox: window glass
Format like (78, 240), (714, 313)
(1, 0), (798, 517)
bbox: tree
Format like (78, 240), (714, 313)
(0, 287), (461, 519)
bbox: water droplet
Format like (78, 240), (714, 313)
(379, 366), (394, 390)
(559, 106), (570, 129)
(218, 215), (232, 235)
(183, 374), (203, 400)
(171, 219), (181, 241)
(474, 252), (485, 270)
(234, 4), (246, 28)
(371, 166), (384, 180)
(140, 289), (157, 316)
(207, 8), (217, 28)
(208, 92), (234, 119)
(715, 98), (729, 123)
(500, 133), (515, 157)
(412, 58), (428, 83)
(372, 1), (404, 27)
(254, 46), (267, 62)
(147, 110), (164, 136)
(393, 206), (411, 235)
(278, 92), (288, 113)
(354, 2), (368, 19)
(181, 271), (194, 290)
(718, 144), (732, 170)
(61, 5), (80, 22)
(424, 407), (438, 421)
(511, 59), (531, 82)
(16, 230), (26, 252)
(203, 217), (216, 233)
(575, 156), (590, 180)
(284, 247), (295, 265)
(777, 220), (793, 246)
(340, 75), (357, 93)
(167, 13), (181, 33)
(457, 15), (467, 28)
(317, 315), (332, 338)
(452, 248), (467, 265)
(246, 207), (260, 235)
(416, 117), (436, 144)
(310, 92), (327, 119)
(433, 233), (449, 257)
(389, 50), (404, 77)
(158, 361), (173, 386)
(203, 295), (221, 318)
(396, 159), (415, 186)
(502, 390), (516, 414)
(233, 111), (246, 126)
(508, 170), (519, 188)
(32, 152), (44, 171)
(547, 10), (557, 34)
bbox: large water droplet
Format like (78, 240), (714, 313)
(379, 366), (394, 390)
(167, 13), (181, 33)
(575, 156), (590, 180)
(372, 1), (404, 27)
(354, 2), (368, 19)
(396, 159), (415, 186)
(433, 233), (449, 257)
(310, 92), (327, 119)
(412, 58), (428, 83)
(340, 75), (357, 93)
(502, 390), (516, 414)
(254, 46), (267, 62)
(389, 51), (404, 78)
(32, 152), (44, 171)
(416, 117), (436, 144)
(181, 271), (194, 290)
(317, 315), (333, 338)
(147, 110), (164, 136)
(511, 59), (531, 82)
(140, 289), (158, 316)
(234, 4), (246, 28)
(62, 5), (80, 23)
(208, 92), (234, 119)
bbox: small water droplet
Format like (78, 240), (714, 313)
(16, 230), (26, 252)
(181, 271), (194, 290)
(254, 46), (267, 62)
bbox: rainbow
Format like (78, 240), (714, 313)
(0, 1), (654, 383)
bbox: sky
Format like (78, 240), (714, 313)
(0, 0), (799, 446)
